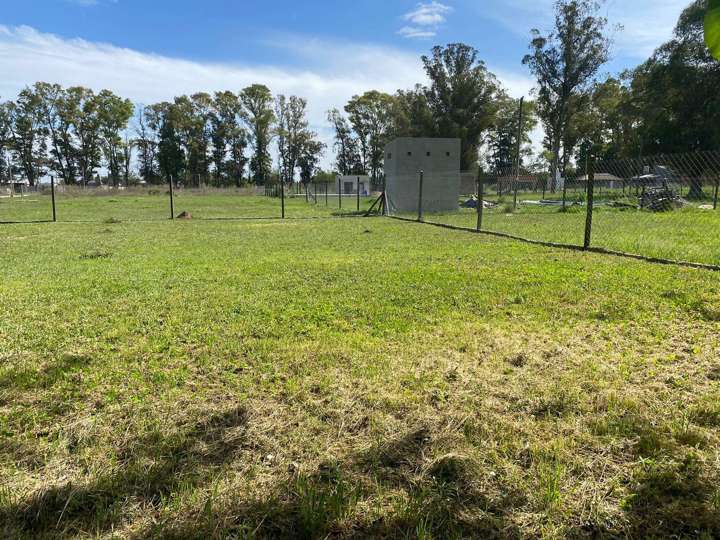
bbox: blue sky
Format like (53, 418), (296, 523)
(0, 0), (692, 165)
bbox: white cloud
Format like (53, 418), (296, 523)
(479, 0), (687, 59)
(398, 26), (437, 39)
(399, 1), (453, 39)
(0, 25), (534, 169)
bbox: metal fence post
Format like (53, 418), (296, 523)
(325, 182), (328, 206)
(417, 170), (424, 222)
(338, 176), (342, 210)
(562, 179), (567, 210)
(356, 176), (360, 212)
(714, 178), (719, 210)
(169, 175), (175, 220)
(513, 182), (518, 210)
(50, 176), (57, 222)
(281, 180), (286, 219)
(477, 174), (484, 232)
(584, 167), (595, 249)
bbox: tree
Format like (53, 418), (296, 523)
(135, 105), (161, 184)
(0, 102), (14, 182)
(486, 95), (537, 173)
(523, 0), (610, 184)
(8, 89), (46, 186)
(154, 102), (185, 184)
(63, 87), (103, 187)
(297, 132), (326, 184)
(422, 43), (500, 170)
(327, 108), (362, 175)
(344, 91), (395, 183)
(240, 84), (274, 184)
(392, 85), (436, 138)
(210, 91), (247, 187)
(626, 0), (720, 198)
(96, 89), (134, 187)
(33, 82), (76, 184)
(275, 94), (310, 184)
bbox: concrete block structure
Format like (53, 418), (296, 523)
(337, 175), (371, 196)
(384, 138), (461, 213)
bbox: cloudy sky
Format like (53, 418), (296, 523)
(0, 0), (692, 167)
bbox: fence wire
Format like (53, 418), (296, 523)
(386, 150), (720, 268)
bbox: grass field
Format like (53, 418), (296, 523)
(1, 212), (720, 538)
(0, 189), (376, 223)
(416, 203), (720, 266)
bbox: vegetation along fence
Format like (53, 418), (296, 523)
(389, 150), (720, 269)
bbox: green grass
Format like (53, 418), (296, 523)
(414, 202), (720, 265)
(0, 188), (376, 223)
(1, 212), (720, 538)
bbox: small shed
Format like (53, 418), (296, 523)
(384, 138), (461, 213)
(337, 175), (371, 196)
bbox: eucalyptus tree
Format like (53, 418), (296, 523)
(210, 91), (247, 186)
(327, 108), (361, 175)
(7, 88), (46, 186)
(275, 94), (310, 183)
(344, 91), (395, 183)
(96, 89), (134, 187)
(523, 0), (610, 181)
(486, 95), (537, 173)
(240, 84), (274, 184)
(422, 43), (500, 170)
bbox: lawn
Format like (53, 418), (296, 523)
(0, 189), (376, 223)
(1, 214), (719, 538)
(414, 203), (720, 266)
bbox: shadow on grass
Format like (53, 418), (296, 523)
(149, 425), (525, 539)
(4, 416), (718, 538)
(1, 406), (248, 539)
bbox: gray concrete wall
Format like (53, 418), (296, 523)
(384, 138), (461, 213)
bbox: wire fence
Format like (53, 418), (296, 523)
(0, 179), (382, 224)
(387, 150), (720, 268)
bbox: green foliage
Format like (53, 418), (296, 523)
(706, 1), (720, 60)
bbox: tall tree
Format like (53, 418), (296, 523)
(297, 132), (326, 184)
(275, 94), (310, 183)
(344, 91), (395, 183)
(240, 84), (274, 184)
(523, 0), (610, 183)
(486, 95), (537, 173)
(392, 85), (436, 138)
(154, 102), (185, 184)
(8, 89), (46, 186)
(327, 108), (361, 175)
(210, 91), (247, 186)
(422, 43), (500, 170)
(96, 89), (134, 187)
(135, 105), (161, 184)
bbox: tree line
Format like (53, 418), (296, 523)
(0, 83), (324, 187)
(328, 0), (719, 183)
(0, 0), (716, 188)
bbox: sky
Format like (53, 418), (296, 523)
(0, 0), (692, 169)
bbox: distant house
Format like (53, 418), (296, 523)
(384, 138), (461, 213)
